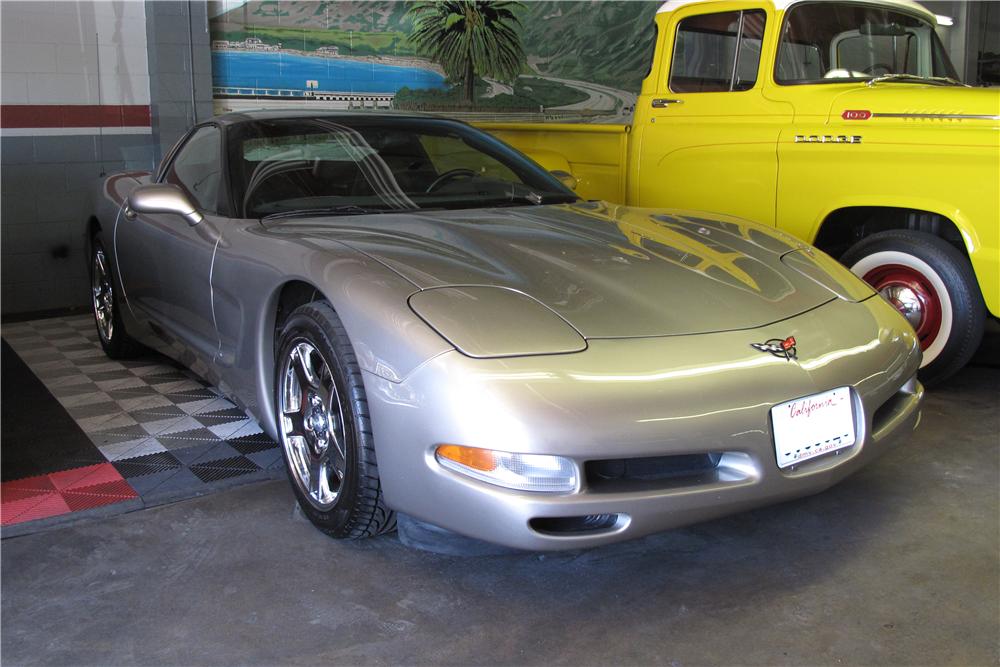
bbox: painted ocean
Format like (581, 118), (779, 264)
(212, 51), (447, 93)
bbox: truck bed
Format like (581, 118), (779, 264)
(474, 122), (629, 203)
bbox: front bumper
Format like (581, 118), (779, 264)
(365, 296), (923, 551)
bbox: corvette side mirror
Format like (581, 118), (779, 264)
(550, 169), (578, 191)
(126, 184), (203, 226)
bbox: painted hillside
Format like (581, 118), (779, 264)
(209, 1), (659, 92)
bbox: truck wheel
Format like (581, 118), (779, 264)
(842, 230), (985, 386)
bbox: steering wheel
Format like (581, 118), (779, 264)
(862, 63), (893, 76)
(242, 159), (316, 217)
(425, 168), (476, 193)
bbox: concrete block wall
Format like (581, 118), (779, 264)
(1, 1), (213, 316)
(146, 1), (214, 166)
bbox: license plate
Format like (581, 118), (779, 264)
(771, 387), (855, 469)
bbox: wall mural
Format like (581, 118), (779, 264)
(209, 0), (659, 122)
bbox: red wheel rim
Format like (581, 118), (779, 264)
(862, 264), (942, 351)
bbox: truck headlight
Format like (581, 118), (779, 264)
(435, 444), (578, 493)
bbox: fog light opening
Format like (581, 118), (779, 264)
(529, 514), (625, 536)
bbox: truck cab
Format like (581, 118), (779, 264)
(483, 0), (999, 384)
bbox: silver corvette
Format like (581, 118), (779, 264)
(88, 111), (923, 551)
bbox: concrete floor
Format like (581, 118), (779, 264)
(3, 362), (998, 665)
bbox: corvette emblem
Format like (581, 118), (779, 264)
(751, 336), (797, 361)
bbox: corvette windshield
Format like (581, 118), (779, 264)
(229, 117), (577, 218)
(775, 2), (959, 85)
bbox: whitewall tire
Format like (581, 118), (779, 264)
(843, 230), (985, 386)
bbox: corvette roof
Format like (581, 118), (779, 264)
(212, 109), (438, 126)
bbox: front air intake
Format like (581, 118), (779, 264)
(586, 452), (723, 491)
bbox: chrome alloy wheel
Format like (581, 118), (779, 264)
(278, 340), (348, 510)
(91, 247), (115, 342)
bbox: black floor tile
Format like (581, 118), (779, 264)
(113, 451), (183, 479)
(1, 340), (108, 481)
(189, 455), (261, 483)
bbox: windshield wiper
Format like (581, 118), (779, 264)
(486, 190), (578, 208)
(262, 205), (399, 221)
(867, 73), (966, 87)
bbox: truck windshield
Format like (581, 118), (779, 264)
(775, 2), (959, 85)
(229, 117), (577, 219)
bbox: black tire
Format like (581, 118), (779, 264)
(274, 301), (395, 539)
(89, 236), (142, 359)
(842, 230), (986, 386)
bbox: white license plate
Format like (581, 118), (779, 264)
(771, 387), (856, 469)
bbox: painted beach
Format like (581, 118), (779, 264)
(212, 50), (448, 93)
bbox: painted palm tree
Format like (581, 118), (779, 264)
(406, 0), (526, 105)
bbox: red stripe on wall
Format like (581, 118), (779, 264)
(0, 105), (151, 129)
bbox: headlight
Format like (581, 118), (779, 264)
(409, 286), (586, 358)
(435, 444), (578, 493)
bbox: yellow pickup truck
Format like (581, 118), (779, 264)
(482, 0), (999, 385)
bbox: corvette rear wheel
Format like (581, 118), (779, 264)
(275, 301), (395, 539)
(90, 237), (141, 359)
(843, 230), (985, 387)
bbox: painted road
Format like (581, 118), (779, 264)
(536, 75), (637, 112)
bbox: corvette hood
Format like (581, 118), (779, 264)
(267, 203), (843, 338)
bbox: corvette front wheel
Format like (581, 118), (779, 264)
(274, 301), (395, 539)
(843, 230), (985, 387)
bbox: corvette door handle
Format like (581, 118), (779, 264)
(651, 98), (684, 108)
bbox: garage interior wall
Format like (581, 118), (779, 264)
(0, 1), (993, 317)
(0, 0), (212, 316)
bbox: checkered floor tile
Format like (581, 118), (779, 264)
(2, 315), (285, 523)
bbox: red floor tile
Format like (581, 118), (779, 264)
(5, 493), (72, 525)
(1, 484), (49, 504)
(2, 474), (57, 493)
(1, 463), (137, 527)
(1, 494), (52, 526)
(49, 463), (116, 490)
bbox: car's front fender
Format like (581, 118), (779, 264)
(209, 220), (452, 440)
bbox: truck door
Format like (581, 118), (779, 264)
(633, 4), (790, 225)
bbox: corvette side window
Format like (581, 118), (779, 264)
(669, 9), (766, 92)
(165, 126), (223, 214)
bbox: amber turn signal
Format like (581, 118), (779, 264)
(435, 445), (498, 471)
